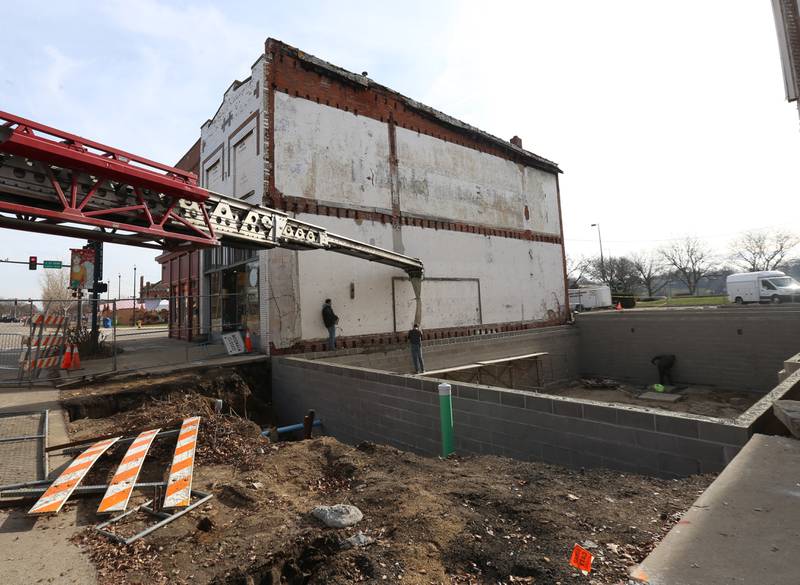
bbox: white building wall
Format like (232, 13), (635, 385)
(198, 57), (268, 349)
(200, 57), (266, 202)
(291, 214), (566, 345)
(395, 128), (561, 235)
(268, 93), (565, 348)
(274, 92), (392, 210)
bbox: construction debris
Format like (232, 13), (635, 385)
(580, 377), (621, 389)
(54, 370), (713, 585)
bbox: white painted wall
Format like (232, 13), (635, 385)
(396, 128), (561, 235)
(200, 56), (265, 203)
(286, 214), (566, 345)
(273, 93), (392, 210)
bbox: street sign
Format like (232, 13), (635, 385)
(42, 260), (62, 269)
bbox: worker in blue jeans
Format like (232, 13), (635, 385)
(408, 323), (424, 373)
(321, 298), (338, 350)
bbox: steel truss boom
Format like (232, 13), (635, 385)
(0, 111), (423, 278)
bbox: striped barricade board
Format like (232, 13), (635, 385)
(97, 428), (161, 514)
(163, 417), (200, 509)
(29, 437), (119, 514)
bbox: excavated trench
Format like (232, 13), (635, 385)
(62, 362), (272, 425)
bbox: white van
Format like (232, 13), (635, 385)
(726, 271), (800, 304)
(569, 285), (612, 311)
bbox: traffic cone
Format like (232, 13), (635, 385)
(244, 329), (253, 353)
(60, 344), (72, 370)
(615, 302), (622, 311)
(71, 344), (81, 370)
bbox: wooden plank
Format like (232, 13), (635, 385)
(476, 352), (548, 366)
(422, 363), (483, 376)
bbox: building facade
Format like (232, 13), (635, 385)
(171, 38), (568, 353)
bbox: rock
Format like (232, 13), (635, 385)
(312, 504), (364, 528)
(582, 539), (598, 549)
(341, 531), (375, 549)
(566, 493), (580, 501)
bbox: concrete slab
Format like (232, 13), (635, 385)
(631, 434), (800, 585)
(639, 391), (684, 403)
(773, 400), (800, 438)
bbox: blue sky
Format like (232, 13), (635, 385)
(2, 1), (800, 297)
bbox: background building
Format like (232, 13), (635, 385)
(164, 38), (568, 353)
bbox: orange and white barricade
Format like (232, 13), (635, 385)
(97, 428), (161, 513)
(163, 417), (201, 508)
(29, 437), (119, 514)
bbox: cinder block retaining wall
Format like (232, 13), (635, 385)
(316, 326), (579, 380)
(273, 357), (751, 477)
(577, 307), (800, 392)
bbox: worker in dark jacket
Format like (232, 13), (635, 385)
(408, 323), (424, 373)
(322, 299), (338, 350)
(651, 354), (676, 385)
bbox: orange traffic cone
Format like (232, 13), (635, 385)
(615, 302), (623, 311)
(60, 344), (72, 370)
(244, 329), (253, 353)
(71, 344), (81, 370)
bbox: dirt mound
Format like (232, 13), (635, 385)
(67, 435), (711, 585)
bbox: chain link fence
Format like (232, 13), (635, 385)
(0, 294), (262, 386)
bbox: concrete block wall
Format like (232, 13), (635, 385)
(317, 326), (579, 379)
(577, 307), (800, 392)
(272, 357), (750, 477)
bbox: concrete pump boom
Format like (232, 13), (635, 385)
(0, 111), (424, 282)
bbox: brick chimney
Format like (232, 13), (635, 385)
(510, 135), (523, 148)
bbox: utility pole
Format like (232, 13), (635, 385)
(591, 223), (606, 284)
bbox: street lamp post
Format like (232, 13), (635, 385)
(590, 223), (606, 283)
(117, 273), (121, 300)
(132, 265), (137, 326)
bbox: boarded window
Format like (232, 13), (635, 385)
(233, 130), (256, 198)
(205, 159), (222, 192)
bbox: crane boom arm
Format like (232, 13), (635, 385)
(0, 111), (423, 279)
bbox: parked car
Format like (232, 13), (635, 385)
(726, 271), (800, 304)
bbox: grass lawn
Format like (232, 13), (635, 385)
(636, 295), (729, 308)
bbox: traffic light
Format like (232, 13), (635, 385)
(28, 256), (37, 270)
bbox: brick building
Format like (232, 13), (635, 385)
(165, 38), (567, 353)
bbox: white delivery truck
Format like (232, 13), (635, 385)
(569, 285), (612, 311)
(726, 271), (800, 304)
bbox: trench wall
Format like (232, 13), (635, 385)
(577, 307), (800, 392)
(273, 356), (750, 478)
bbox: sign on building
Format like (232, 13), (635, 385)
(221, 331), (246, 355)
(69, 248), (95, 290)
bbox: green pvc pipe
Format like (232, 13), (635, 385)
(438, 383), (454, 457)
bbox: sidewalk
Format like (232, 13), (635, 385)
(0, 386), (96, 585)
(631, 434), (800, 585)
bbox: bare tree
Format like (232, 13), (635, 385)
(566, 255), (590, 288)
(729, 230), (799, 272)
(631, 252), (666, 297)
(39, 269), (73, 317)
(659, 237), (716, 295)
(587, 256), (641, 293)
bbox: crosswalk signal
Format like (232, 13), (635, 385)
(28, 256), (37, 270)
